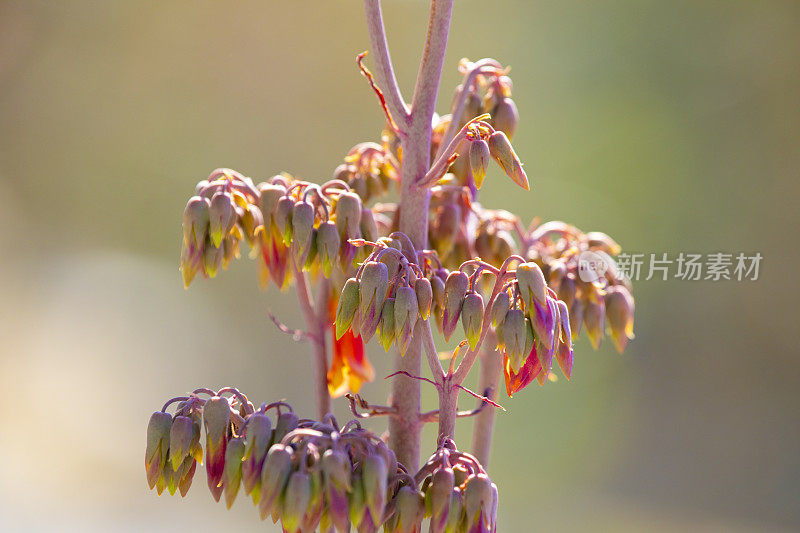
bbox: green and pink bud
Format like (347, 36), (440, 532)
(203, 396), (231, 502)
(442, 271), (469, 341)
(461, 292), (485, 351)
(394, 286), (419, 356)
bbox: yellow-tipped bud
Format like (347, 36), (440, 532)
(335, 278), (360, 340)
(468, 139), (491, 189)
(487, 131), (529, 190)
(461, 292), (485, 350)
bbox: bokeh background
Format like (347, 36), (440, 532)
(1, 1), (798, 531)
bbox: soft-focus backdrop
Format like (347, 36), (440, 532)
(1, 1), (798, 531)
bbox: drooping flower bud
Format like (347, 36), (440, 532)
(203, 241), (224, 278)
(462, 474), (496, 533)
(258, 444), (293, 520)
(414, 277), (433, 320)
(378, 297), (396, 352)
(316, 221), (341, 278)
(222, 436), (245, 509)
(321, 449), (352, 532)
(491, 97), (519, 138)
(427, 467), (455, 533)
(348, 472), (368, 529)
(431, 275), (446, 310)
(487, 131), (528, 190)
(203, 396), (231, 501)
(335, 278), (360, 340)
(145, 411), (172, 490)
(168, 415), (194, 471)
(361, 454), (388, 525)
(432, 204), (460, 258)
(335, 192), (363, 237)
(275, 196), (295, 246)
(461, 292), (485, 350)
(271, 411), (300, 445)
(242, 413), (273, 502)
(555, 300), (574, 379)
(468, 140), (491, 190)
(442, 271), (469, 341)
(444, 489), (465, 533)
(388, 486), (425, 533)
(291, 201), (315, 264)
(502, 309), (526, 371)
(490, 291), (510, 328)
(360, 206), (379, 242)
(258, 183), (286, 224)
(208, 191), (236, 248)
(183, 196), (210, 250)
(569, 296), (584, 340)
(281, 471), (312, 533)
(604, 285), (635, 353)
(394, 286), (419, 356)
(516, 262), (547, 310)
(359, 262), (389, 343)
(583, 297), (605, 349)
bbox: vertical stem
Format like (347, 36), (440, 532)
(293, 260), (331, 420)
(382, 0), (454, 472)
(471, 329), (502, 467)
(437, 378), (459, 440)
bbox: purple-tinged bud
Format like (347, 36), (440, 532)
(516, 262), (547, 310)
(468, 140), (491, 190)
(555, 300), (574, 379)
(583, 297), (605, 349)
(548, 260), (566, 294)
(222, 436), (245, 509)
(490, 291), (510, 328)
(491, 97), (519, 139)
(183, 196), (210, 250)
(604, 285), (635, 353)
(557, 276), (576, 308)
(524, 316), (535, 359)
(442, 271), (469, 341)
(414, 277), (433, 320)
(258, 183), (286, 224)
(291, 201), (315, 263)
(360, 206), (379, 242)
(302, 228), (319, 272)
(463, 474), (495, 533)
(258, 444), (293, 520)
(390, 486), (425, 533)
(530, 296), (557, 352)
(361, 454), (388, 526)
(461, 292), (485, 351)
(379, 252), (401, 281)
(177, 456), (197, 497)
(359, 262), (389, 343)
(168, 415), (194, 471)
(335, 192), (363, 237)
(378, 297), (396, 352)
(194, 179), (209, 194)
(444, 489), (465, 533)
(428, 467), (455, 533)
(433, 204), (460, 258)
(336, 278), (361, 340)
(431, 275), (446, 309)
(145, 411), (172, 490)
(487, 131), (528, 191)
(208, 191), (236, 248)
(271, 411), (300, 445)
(281, 471), (312, 533)
(180, 243), (203, 288)
(203, 396), (231, 501)
(203, 241), (224, 278)
(275, 196), (295, 246)
(317, 221), (341, 278)
(348, 472), (367, 528)
(242, 413), (273, 501)
(302, 470), (325, 532)
(462, 90), (483, 127)
(394, 286), (419, 356)
(502, 309), (526, 371)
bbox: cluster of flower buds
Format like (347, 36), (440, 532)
(491, 261), (574, 395)
(335, 234), (440, 357)
(524, 221), (635, 353)
(147, 388), (497, 532)
(416, 439), (498, 533)
(180, 168), (264, 288)
(181, 169), (385, 290)
(333, 142), (398, 203)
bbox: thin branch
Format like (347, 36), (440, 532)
(419, 387), (496, 422)
(421, 320), (446, 385)
(419, 114), (492, 188)
(267, 309), (315, 343)
(357, 51), (401, 135)
(346, 393), (398, 419)
(363, 0), (410, 128)
(385, 370), (439, 388)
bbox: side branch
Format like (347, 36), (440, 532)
(410, 0), (455, 126)
(363, 0), (410, 128)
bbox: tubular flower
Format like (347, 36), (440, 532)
(327, 328), (374, 398)
(503, 345), (543, 397)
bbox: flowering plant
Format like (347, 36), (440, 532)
(146, 2), (635, 531)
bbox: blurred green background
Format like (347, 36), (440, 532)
(1, 0), (798, 531)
